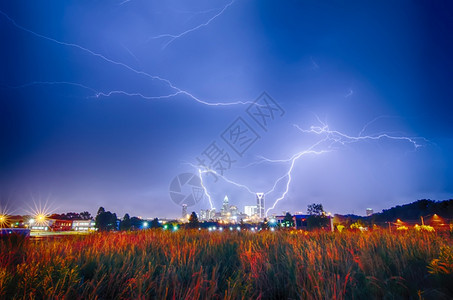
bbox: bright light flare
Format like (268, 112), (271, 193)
(26, 196), (56, 227)
(0, 214), (9, 227)
(34, 214), (48, 226)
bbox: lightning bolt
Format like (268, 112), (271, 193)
(93, 90), (251, 106)
(358, 115), (399, 137)
(294, 120), (426, 149)
(188, 116), (428, 217)
(0, 9), (252, 107)
(264, 118), (427, 215)
(198, 169), (214, 209)
(149, 0), (235, 49)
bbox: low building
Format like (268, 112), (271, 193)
(72, 219), (96, 231)
(244, 205), (257, 217)
(51, 219), (73, 231)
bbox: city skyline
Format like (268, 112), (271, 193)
(1, 1), (452, 219)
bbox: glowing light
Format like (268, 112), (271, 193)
(35, 214), (48, 226)
(0, 214), (8, 227)
(26, 197), (55, 229)
(0, 203), (12, 228)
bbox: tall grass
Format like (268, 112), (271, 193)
(1, 230), (452, 299)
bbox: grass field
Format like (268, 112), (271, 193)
(1, 229), (453, 299)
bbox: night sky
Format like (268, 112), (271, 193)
(1, 0), (452, 219)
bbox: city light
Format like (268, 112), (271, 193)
(0, 214), (7, 227)
(34, 214), (48, 226)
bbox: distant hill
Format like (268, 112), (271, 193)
(335, 199), (453, 224)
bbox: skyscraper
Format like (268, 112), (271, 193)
(256, 193), (265, 218)
(182, 204), (187, 218)
(221, 195), (230, 217)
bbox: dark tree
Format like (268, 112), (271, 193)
(283, 212), (294, 228)
(80, 211), (92, 220)
(97, 207), (105, 216)
(150, 218), (160, 228)
(95, 207), (118, 231)
(130, 217), (143, 230)
(307, 203), (324, 216)
(307, 203), (329, 229)
(120, 213), (131, 231)
(188, 212), (199, 228)
(49, 213), (63, 219)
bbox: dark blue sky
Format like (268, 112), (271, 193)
(1, 0), (452, 218)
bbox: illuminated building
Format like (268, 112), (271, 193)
(72, 220), (96, 231)
(244, 205), (257, 217)
(366, 208), (373, 216)
(221, 195), (230, 217)
(229, 205), (238, 216)
(199, 209), (207, 220)
(256, 193), (265, 218)
(208, 208), (216, 220)
(51, 219), (73, 231)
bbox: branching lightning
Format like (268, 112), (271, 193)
(149, 0), (235, 49)
(0, 9), (252, 107)
(190, 116), (427, 217)
(294, 121), (426, 149)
